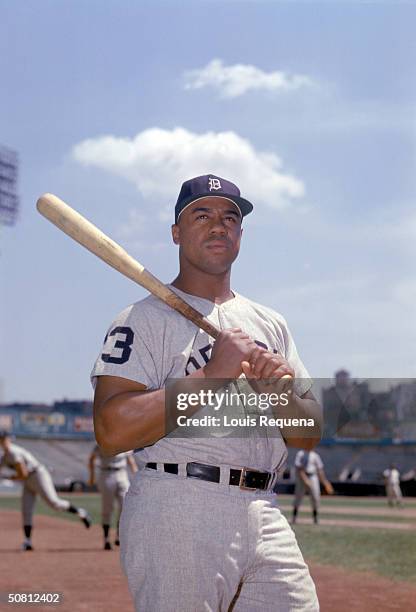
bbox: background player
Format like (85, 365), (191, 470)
(292, 449), (334, 525)
(0, 431), (91, 550)
(383, 463), (403, 507)
(88, 444), (138, 549)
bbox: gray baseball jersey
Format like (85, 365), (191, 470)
(383, 468), (400, 485)
(91, 285), (312, 474)
(295, 450), (323, 475)
(1, 443), (40, 473)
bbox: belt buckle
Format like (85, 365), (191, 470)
(239, 467), (260, 491)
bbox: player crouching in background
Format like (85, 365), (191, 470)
(0, 431), (91, 551)
(292, 449), (334, 525)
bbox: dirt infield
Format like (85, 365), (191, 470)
(0, 511), (133, 612)
(0, 510), (414, 611)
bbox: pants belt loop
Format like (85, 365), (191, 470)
(219, 465), (230, 486)
(177, 464), (187, 477)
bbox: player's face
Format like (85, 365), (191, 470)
(172, 197), (243, 275)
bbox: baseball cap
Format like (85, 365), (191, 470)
(175, 174), (253, 224)
(0, 430), (11, 439)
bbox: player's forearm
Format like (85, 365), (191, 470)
(317, 468), (326, 485)
(128, 456), (138, 472)
(280, 395), (323, 450)
(88, 457), (95, 479)
(94, 367), (215, 453)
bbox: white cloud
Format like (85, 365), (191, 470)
(72, 127), (304, 210)
(184, 59), (313, 99)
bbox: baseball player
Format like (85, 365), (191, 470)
(383, 463), (403, 507)
(0, 431), (91, 550)
(292, 449), (334, 525)
(92, 175), (323, 611)
(88, 444), (138, 549)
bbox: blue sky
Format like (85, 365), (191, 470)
(0, 0), (415, 403)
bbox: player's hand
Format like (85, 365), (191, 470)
(204, 329), (259, 379)
(242, 349), (294, 380)
(241, 351), (294, 395)
(324, 481), (334, 495)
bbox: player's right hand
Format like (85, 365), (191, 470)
(204, 328), (259, 379)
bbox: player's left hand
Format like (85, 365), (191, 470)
(241, 349), (294, 395)
(242, 347), (295, 381)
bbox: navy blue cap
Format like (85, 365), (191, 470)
(175, 174), (253, 224)
(0, 430), (11, 439)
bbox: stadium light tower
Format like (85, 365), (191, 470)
(0, 145), (19, 226)
(0, 145), (19, 402)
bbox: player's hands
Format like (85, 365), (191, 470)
(242, 348), (294, 381)
(204, 328), (260, 379)
(241, 349), (294, 395)
(324, 481), (334, 495)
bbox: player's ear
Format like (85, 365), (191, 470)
(171, 224), (180, 245)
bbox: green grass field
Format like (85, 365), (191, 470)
(0, 493), (105, 526)
(293, 525), (416, 582)
(1, 493), (415, 583)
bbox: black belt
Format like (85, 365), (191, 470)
(101, 467), (123, 471)
(145, 462), (273, 491)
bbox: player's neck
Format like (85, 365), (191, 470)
(171, 271), (234, 304)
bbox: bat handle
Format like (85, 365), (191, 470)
(197, 318), (221, 340)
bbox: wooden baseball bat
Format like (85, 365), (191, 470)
(36, 193), (220, 339)
(36, 193), (291, 382)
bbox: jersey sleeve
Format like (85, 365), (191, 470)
(90, 305), (159, 390)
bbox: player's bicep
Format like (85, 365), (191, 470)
(93, 375), (150, 452)
(93, 375), (147, 413)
